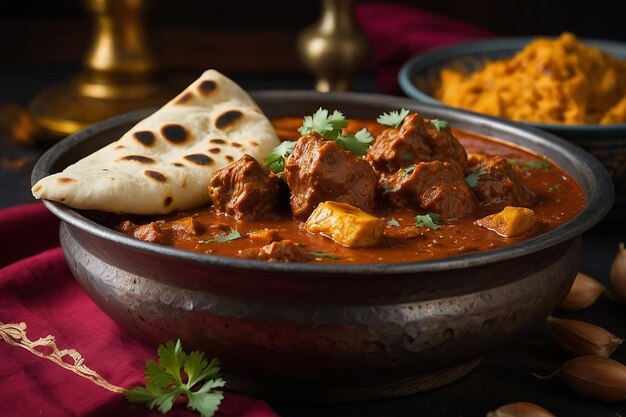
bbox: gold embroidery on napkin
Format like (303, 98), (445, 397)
(0, 321), (126, 394)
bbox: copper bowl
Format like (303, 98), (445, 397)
(31, 91), (614, 401)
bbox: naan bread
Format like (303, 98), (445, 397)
(32, 70), (280, 215)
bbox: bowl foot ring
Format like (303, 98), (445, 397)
(224, 358), (482, 402)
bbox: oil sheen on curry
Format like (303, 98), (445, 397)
(114, 110), (585, 264)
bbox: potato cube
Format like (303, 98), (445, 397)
(305, 201), (384, 248)
(474, 206), (537, 237)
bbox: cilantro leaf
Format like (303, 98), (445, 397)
(402, 164), (415, 175)
(334, 128), (374, 156)
(465, 167), (487, 188)
(264, 140), (296, 174)
(199, 230), (242, 244)
(383, 185), (399, 194)
(309, 251), (341, 260)
(415, 213), (442, 230)
(524, 160), (551, 169)
(126, 339), (225, 417)
(386, 218), (400, 227)
(431, 119), (448, 131)
(298, 107), (347, 139)
(377, 108), (410, 128)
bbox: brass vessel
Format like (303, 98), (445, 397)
(298, 0), (370, 92)
(28, 0), (172, 139)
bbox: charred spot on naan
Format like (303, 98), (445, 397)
(56, 177), (76, 185)
(225, 155), (234, 162)
(231, 142), (243, 148)
(198, 80), (217, 95)
(208, 148), (221, 154)
(164, 196), (173, 207)
(184, 154), (214, 166)
(133, 131), (156, 146)
(161, 124), (189, 144)
(175, 92), (194, 105)
(215, 110), (243, 129)
(120, 155), (156, 164)
(209, 138), (226, 144)
(144, 170), (167, 182)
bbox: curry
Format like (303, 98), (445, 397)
(436, 32), (626, 125)
(112, 112), (585, 264)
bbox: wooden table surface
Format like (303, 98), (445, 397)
(2, 67), (625, 417)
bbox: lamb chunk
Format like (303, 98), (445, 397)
(116, 219), (138, 234)
(380, 161), (476, 220)
(208, 154), (280, 220)
(472, 156), (536, 208)
(169, 217), (205, 238)
(240, 239), (307, 262)
(284, 133), (378, 219)
(133, 221), (171, 244)
(365, 113), (468, 174)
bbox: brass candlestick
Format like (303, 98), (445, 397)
(298, 0), (370, 92)
(28, 0), (172, 139)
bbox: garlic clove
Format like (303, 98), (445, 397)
(486, 402), (556, 417)
(559, 272), (605, 311)
(610, 242), (626, 302)
(547, 316), (623, 357)
(560, 355), (626, 402)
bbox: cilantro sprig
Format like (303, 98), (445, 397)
(309, 251), (341, 260)
(430, 119), (449, 131)
(264, 140), (296, 174)
(298, 108), (374, 156)
(415, 213), (442, 230)
(199, 229), (242, 244)
(465, 167), (487, 188)
(125, 339), (225, 417)
(377, 108), (410, 128)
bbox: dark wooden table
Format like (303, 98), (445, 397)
(2, 67), (625, 417)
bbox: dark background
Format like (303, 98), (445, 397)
(2, 0), (625, 77)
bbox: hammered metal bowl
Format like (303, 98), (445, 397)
(32, 91), (614, 401)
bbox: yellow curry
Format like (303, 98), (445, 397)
(436, 32), (626, 125)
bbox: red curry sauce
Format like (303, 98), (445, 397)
(115, 118), (585, 264)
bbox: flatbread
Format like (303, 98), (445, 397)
(32, 70), (280, 215)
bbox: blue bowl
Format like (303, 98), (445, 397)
(398, 37), (626, 203)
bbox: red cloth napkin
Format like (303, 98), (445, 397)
(356, 1), (494, 94)
(0, 203), (278, 417)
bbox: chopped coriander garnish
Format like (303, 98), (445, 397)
(377, 108), (410, 129)
(309, 251), (341, 260)
(415, 213), (442, 230)
(431, 119), (448, 131)
(299, 107), (346, 139)
(402, 164), (415, 175)
(465, 167), (487, 188)
(524, 160), (551, 170)
(386, 218), (400, 227)
(199, 229), (242, 244)
(384, 185), (399, 194)
(298, 108), (374, 156)
(125, 339), (224, 417)
(264, 140), (296, 173)
(335, 128), (374, 156)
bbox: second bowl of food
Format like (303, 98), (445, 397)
(32, 71), (613, 400)
(399, 33), (626, 202)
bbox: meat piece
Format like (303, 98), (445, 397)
(365, 113), (468, 174)
(240, 239), (307, 262)
(472, 156), (536, 208)
(249, 228), (281, 245)
(305, 201), (385, 248)
(133, 221), (171, 244)
(284, 133), (378, 219)
(208, 154), (280, 220)
(169, 217), (205, 238)
(475, 206), (537, 237)
(380, 161), (477, 220)
(116, 219), (138, 234)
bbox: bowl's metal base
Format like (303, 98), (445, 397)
(224, 358), (482, 402)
